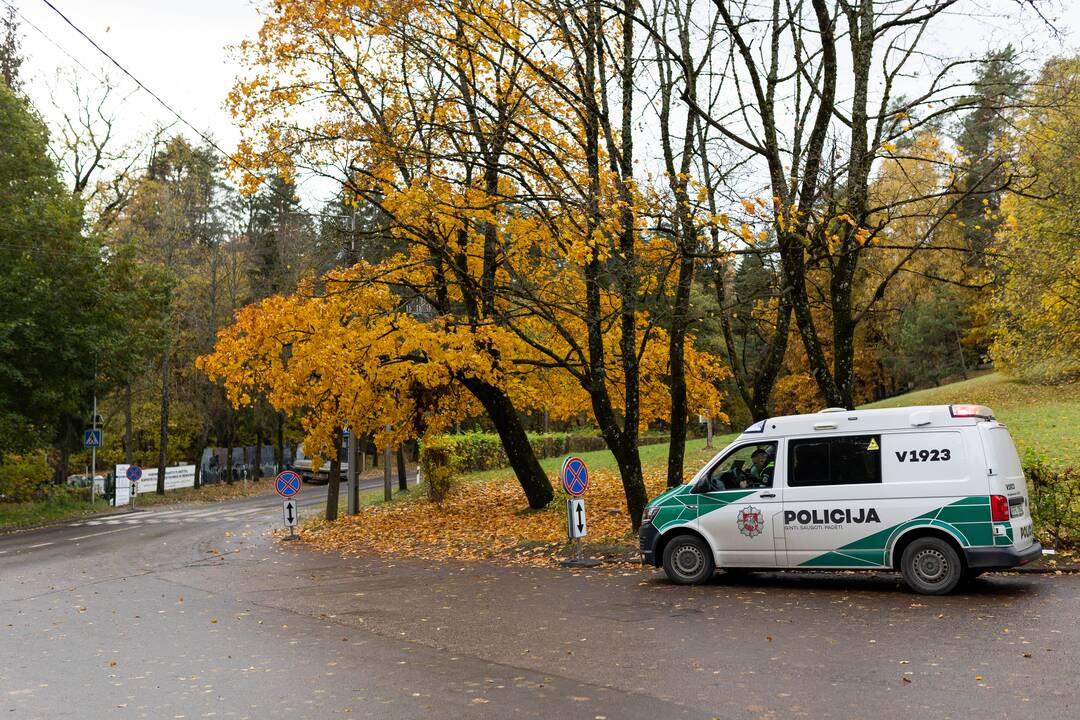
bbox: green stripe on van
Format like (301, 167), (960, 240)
(799, 496), (995, 568)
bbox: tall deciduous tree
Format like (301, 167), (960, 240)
(992, 56), (1080, 382)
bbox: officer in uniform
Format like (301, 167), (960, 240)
(744, 447), (774, 487)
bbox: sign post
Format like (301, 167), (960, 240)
(559, 456), (600, 568)
(126, 465), (142, 509)
(275, 469), (302, 540)
(84, 422), (102, 504)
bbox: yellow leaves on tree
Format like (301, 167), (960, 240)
(991, 58), (1080, 382)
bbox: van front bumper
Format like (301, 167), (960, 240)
(965, 541), (1044, 569)
(639, 522), (661, 566)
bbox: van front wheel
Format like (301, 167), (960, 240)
(901, 537), (963, 595)
(662, 535), (715, 585)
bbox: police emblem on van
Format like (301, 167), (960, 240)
(736, 505), (764, 537)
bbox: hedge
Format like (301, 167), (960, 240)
(1025, 458), (1080, 550)
(0, 454), (53, 503)
(418, 431), (669, 502)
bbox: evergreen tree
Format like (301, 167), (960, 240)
(953, 46), (1028, 264)
(0, 6), (22, 93)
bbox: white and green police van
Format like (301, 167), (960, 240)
(639, 405), (1042, 594)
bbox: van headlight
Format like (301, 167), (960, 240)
(642, 506), (659, 524)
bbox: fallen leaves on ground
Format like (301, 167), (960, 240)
(298, 469), (673, 567)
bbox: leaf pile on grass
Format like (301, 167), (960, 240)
(300, 469), (672, 567)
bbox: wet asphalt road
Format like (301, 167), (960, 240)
(1, 486), (1077, 719)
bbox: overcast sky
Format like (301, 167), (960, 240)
(7, 0), (1080, 207)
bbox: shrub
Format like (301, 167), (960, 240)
(419, 439), (458, 504)
(0, 454), (53, 503)
(1025, 455), (1080, 550)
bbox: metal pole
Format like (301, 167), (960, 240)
(347, 429), (358, 515)
(383, 424), (392, 502)
(91, 391), (97, 505)
(706, 417), (713, 449)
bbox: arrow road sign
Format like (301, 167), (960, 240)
(566, 498), (587, 539)
(560, 456), (589, 497)
(275, 470), (302, 499)
(83, 429), (102, 449)
(282, 499), (298, 528)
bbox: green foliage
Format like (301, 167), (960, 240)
(884, 288), (971, 388)
(1024, 453), (1080, 550)
(0, 453), (52, 503)
(953, 45), (1027, 265)
(1, 6), (22, 92)
(0, 81), (97, 453)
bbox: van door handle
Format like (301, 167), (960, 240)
(759, 492), (776, 498)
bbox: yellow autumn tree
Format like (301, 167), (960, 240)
(991, 57), (1080, 381)
(218, 0), (736, 528)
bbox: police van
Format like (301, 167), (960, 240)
(639, 405), (1042, 594)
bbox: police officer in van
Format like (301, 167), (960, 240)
(744, 447), (774, 487)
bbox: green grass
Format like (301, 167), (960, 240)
(464, 434), (739, 483)
(0, 495), (104, 530)
(862, 372), (1080, 468)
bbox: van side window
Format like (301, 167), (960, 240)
(788, 435), (882, 487)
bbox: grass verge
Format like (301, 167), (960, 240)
(862, 372), (1080, 467)
(0, 495), (102, 531)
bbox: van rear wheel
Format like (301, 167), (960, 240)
(900, 537), (963, 595)
(662, 535), (715, 585)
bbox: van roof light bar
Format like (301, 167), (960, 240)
(949, 404), (995, 420)
(743, 419), (766, 433)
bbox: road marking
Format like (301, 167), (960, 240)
(69, 527), (134, 542)
(28, 542), (53, 549)
(194, 508), (240, 517)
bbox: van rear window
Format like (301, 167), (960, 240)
(788, 435), (882, 487)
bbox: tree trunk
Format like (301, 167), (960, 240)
(325, 428), (342, 521)
(156, 350), (170, 495)
(225, 432), (234, 485)
(461, 377), (553, 509)
(666, 252), (694, 487)
(397, 445), (407, 491)
(275, 412), (284, 472)
(254, 430), (263, 480)
(124, 383), (134, 465)
(781, 240), (846, 408)
(57, 445), (70, 487)
(195, 426), (209, 489)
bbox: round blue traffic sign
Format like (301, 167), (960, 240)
(561, 456), (589, 497)
(276, 470), (302, 499)
(126, 465), (142, 484)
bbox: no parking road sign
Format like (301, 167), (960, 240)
(559, 456), (599, 568)
(276, 470), (302, 499)
(561, 456), (589, 497)
(126, 465), (142, 484)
